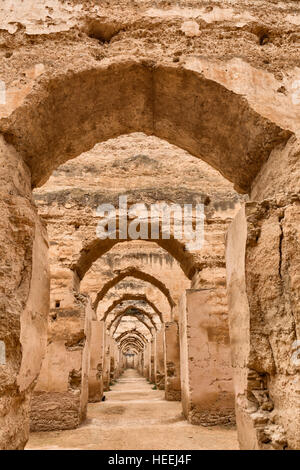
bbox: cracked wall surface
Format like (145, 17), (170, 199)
(0, 0), (299, 450)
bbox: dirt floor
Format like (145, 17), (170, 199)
(26, 369), (239, 450)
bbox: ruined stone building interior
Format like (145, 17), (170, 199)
(0, 0), (299, 451)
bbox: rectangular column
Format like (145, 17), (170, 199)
(147, 341), (152, 381)
(150, 334), (156, 383)
(102, 331), (111, 391)
(179, 289), (235, 426)
(88, 320), (104, 402)
(109, 336), (115, 383)
(143, 343), (149, 378)
(30, 296), (92, 431)
(155, 328), (165, 389)
(113, 343), (120, 379)
(0, 138), (49, 449)
(164, 322), (181, 401)
(226, 204), (300, 450)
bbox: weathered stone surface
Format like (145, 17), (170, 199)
(155, 328), (165, 390)
(179, 289), (235, 426)
(150, 333), (156, 384)
(0, 138), (49, 449)
(88, 320), (104, 403)
(30, 296), (92, 431)
(0, 0), (299, 451)
(164, 322), (181, 402)
(226, 200), (300, 450)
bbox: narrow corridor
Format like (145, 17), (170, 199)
(26, 369), (238, 450)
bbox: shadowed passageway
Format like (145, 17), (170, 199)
(26, 369), (238, 450)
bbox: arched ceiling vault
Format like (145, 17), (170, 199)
(119, 336), (144, 350)
(112, 317), (153, 338)
(120, 337), (144, 353)
(1, 61), (290, 194)
(112, 314), (153, 338)
(108, 306), (157, 332)
(93, 266), (175, 311)
(101, 293), (163, 323)
(115, 329), (148, 345)
(73, 234), (196, 280)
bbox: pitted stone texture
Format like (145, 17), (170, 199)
(164, 322), (181, 402)
(0, 138), (49, 450)
(179, 289), (235, 427)
(226, 202), (300, 450)
(30, 297), (92, 432)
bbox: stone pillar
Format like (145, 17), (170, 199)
(113, 344), (120, 379)
(155, 328), (165, 389)
(143, 343), (149, 378)
(150, 334), (156, 383)
(30, 295), (92, 431)
(226, 203), (300, 450)
(103, 332), (111, 391)
(0, 138), (49, 449)
(164, 322), (181, 401)
(148, 343), (151, 380)
(109, 336), (115, 383)
(179, 289), (235, 426)
(119, 347), (122, 377)
(88, 320), (104, 402)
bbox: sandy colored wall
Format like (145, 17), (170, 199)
(102, 332), (111, 391)
(30, 297), (92, 431)
(179, 289), (235, 426)
(143, 343), (150, 379)
(227, 202), (300, 450)
(0, 138), (49, 449)
(164, 322), (181, 401)
(155, 328), (165, 390)
(88, 320), (104, 402)
(150, 334), (156, 383)
(0, 0), (299, 451)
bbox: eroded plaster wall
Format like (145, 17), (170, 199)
(179, 289), (235, 426)
(0, 0), (299, 451)
(30, 296), (92, 431)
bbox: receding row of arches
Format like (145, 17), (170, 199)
(0, 58), (298, 451)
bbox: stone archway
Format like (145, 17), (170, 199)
(119, 337), (144, 352)
(95, 276), (172, 323)
(0, 58), (297, 450)
(0, 61), (289, 193)
(111, 312), (154, 338)
(93, 266), (175, 312)
(102, 293), (164, 324)
(107, 307), (159, 333)
(115, 330), (148, 345)
(72, 230), (199, 282)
